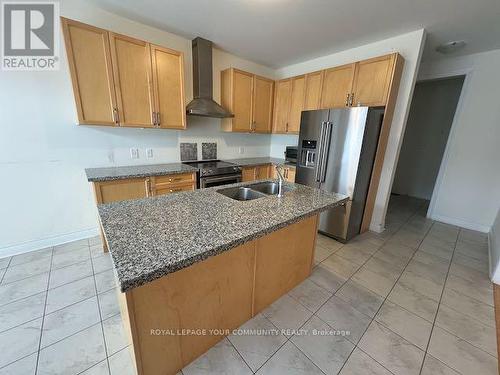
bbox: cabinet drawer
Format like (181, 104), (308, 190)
(155, 183), (195, 196)
(154, 173), (195, 187)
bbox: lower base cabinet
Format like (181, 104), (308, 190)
(271, 165), (296, 182)
(117, 215), (318, 375)
(241, 164), (273, 182)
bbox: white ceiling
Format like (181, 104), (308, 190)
(90, 0), (500, 68)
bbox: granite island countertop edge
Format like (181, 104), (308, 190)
(98, 180), (347, 293)
(116, 200), (345, 293)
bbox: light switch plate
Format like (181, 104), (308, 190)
(130, 148), (139, 159)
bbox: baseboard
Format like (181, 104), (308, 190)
(428, 213), (490, 233)
(0, 228), (99, 258)
(369, 223), (385, 233)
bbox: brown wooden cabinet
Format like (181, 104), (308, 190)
(221, 68), (274, 133)
(272, 79), (292, 133)
(252, 76), (274, 133)
(241, 164), (272, 182)
(351, 54), (396, 107)
(92, 172), (196, 204)
(109, 33), (155, 128)
(320, 63), (356, 109)
(62, 17), (186, 129)
(271, 165), (295, 182)
(150, 45), (186, 129)
(303, 71), (324, 111)
(93, 178), (151, 204)
(150, 173), (196, 196)
(61, 19), (117, 126)
(272, 76), (304, 134)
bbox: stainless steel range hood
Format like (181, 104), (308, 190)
(186, 37), (234, 118)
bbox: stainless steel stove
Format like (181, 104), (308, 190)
(182, 160), (242, 188)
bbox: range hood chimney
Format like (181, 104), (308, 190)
(186, 37), (234, 118)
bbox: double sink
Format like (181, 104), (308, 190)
(217, 181), (293, 201)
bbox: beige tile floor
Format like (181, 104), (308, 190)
(0, 195), (496, 374)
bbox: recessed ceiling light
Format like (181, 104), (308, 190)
(436, 40), (467, 54)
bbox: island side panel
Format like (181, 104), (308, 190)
(121, 241), (256, 375)
(253, 214), (318, 314)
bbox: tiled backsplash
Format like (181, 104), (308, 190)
(180, 143), (198, 161)
(202, 142), (217, 160)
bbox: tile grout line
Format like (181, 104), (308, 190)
(335, 199), (433, 374)
(34, 246), (54, 375)
(418, 226), (461, 375)
(89, 243), (113, 375)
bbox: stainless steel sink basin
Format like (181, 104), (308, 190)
(250, 182), (293, 195)
(217, 187), (266, 201)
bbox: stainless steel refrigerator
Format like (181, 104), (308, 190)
(295, 107), (384, 242)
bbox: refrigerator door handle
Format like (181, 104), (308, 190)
(320, 121), (333, 182)
(315, 121), (327, 182)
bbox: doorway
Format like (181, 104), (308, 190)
(391, 75), (465, 216)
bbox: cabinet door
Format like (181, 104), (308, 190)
(255, 165), (271, 180)
(94, 178), (150, 204)
(286, 167), (296, 182)
(320, 64), (355, 109)
(242, 167), (256, 182)
(351, 54), (395, 106)
(303, 71), (324, 111)
(252, 76), (274, 133)
(288, 76), (306, 133)
(272, 79), (292, 133)
(61, 18), (117, 126)
(151, 45), (186, 129)
(109, 33), (155, 127)
(232, 70), (253, 132)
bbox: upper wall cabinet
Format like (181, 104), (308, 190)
(221, 68), (274, 133)
(351, 54), (396, 107)
(303, 71), (324, 111)
(320, 63), (356, 109)
(61, 17), (186, 129)
(272, 76), (304, 134)
(109, 33), (155, 127)
(150, 45), (186, 129)
(272, 79), (292, 133)
(62, 19), (117, 125)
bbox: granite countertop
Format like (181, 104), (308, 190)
(223, 157), (287, 167)
(99, 180), (348, 292)
(85, 163), (197, 182)
(85, 158), (295, 182)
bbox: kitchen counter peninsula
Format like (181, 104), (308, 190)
(99, 180), (347, 375)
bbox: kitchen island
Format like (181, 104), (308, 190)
(98, 180), (347, 375)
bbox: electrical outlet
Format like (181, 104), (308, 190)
(130, 148), (139, 159)
(239, 147), (244, 155)
(146, 148), (154, 159)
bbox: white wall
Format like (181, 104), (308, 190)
(392, 77), (464, 200)
(273, 30), (427, 232)
(419, 49), (500, 232)
(490, 209), (500, 284)
(0, 0), (277, 256)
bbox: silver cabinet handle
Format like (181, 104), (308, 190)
(157, 112), (161, 127)
(152, 111), (157, 126)
(345, 93), (350, 106)
(349, 93), (354, 106)
(113, 108), (120, 125)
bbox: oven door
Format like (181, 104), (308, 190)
(199, 173), (242, 188)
